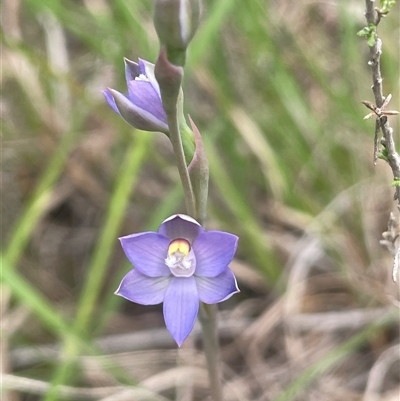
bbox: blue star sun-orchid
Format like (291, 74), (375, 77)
(103, 58), (168, 133)
(116, 214), (240, 346)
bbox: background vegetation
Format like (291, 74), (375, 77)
(2, 0), (399, 400)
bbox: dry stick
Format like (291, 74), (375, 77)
(364, 1), (400, 196)
(364, 1), (400, 282)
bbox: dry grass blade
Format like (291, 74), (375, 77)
(363, 344), (400, 401)
(1, 374), (133, 400)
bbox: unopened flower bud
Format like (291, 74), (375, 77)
(154, 0), (201, 66)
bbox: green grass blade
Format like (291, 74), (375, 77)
(1, 257), (82, 346)
(75, 132), (152, 334)
(4, 108), (87, 268)
(43, 132), (151, 401)
(204, 136), (280, 282)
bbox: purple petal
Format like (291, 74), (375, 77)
(115, 269), (170, 305)
(158, 214), (203, 243)
(127, 80), (167, 124)
(119, 232), (170, 277)
(193, 231), (238, 277)
(108, 88), (169, 133)
(103, 89), (120, 115)
(163, 276), (199, 346)
(124, 58), (140, 84)
(139, 59), (161, 97)
(196, 268), (239, 303)
(138, 59), (147, 76)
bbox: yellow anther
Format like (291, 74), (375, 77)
(168, 239), (190, 256)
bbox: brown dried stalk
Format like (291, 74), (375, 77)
(363, 1), (400, 282)
(363, 1), (400, 185)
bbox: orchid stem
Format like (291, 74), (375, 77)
(165, 108), (196, 217)
(156, 48), (220, 399)
(155, 46), (196, 218)
(198, 303), (224, 401)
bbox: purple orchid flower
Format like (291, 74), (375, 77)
(103, 58), (169, 133)
(116, 214), (240, 346)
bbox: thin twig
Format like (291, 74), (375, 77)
(364, 0), (400, 200)
(380, 210), (400, 282)
(373, 119), (380, 165)
(364, 1), (400, 283)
